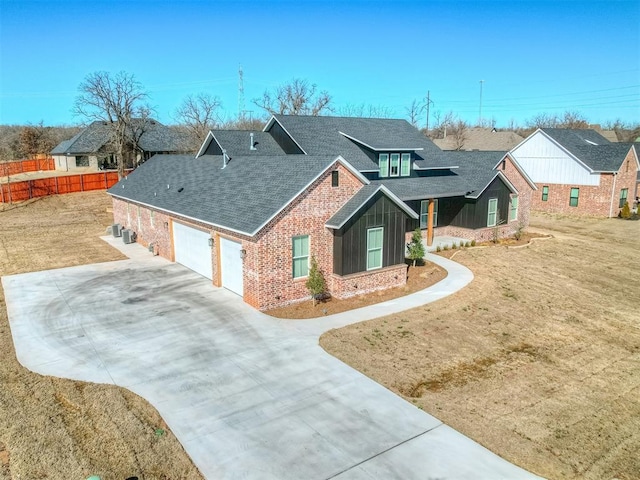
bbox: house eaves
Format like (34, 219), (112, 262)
(338, 131), (424, 152)
(492, 153), (538, 190)
(465, 171), (518, 200)
(263, 115), (308, 155)
(325, 184), (418, 230)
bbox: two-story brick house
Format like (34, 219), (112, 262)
(108, 115), (533, 310)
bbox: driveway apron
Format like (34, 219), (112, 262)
(2, 240), (542, 479)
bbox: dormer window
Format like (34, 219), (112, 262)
(379, 153), (411, 178)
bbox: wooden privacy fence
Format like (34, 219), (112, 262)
(0, 157), (55, 176)
(0, 171), (124, 203)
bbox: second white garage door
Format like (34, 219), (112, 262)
(172, 222), (213, 280)
(219, 237), (243, 297)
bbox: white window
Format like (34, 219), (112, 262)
(126, 204), (131, 226)
(378, 154), (389, 178)
(150, 210), (155, 228)
(510, 196), (518, 221)
(390, 154), (400, 177)
(292, 235), (309, 278)
(487, 198), (498, 227)
(420, 199), (438, 229)
(367, 227), (383, 270)
(137, 206), (142, 231)
(400, 153), (411, 176)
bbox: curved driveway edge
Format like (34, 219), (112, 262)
(2, 239), (542, 479)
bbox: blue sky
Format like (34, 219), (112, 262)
(1, 0), (638, 128)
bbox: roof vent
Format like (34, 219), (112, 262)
(222, 149), (229, 169)
(250, 132), (257, 151)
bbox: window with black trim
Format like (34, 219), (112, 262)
(331, 170), (339, 187)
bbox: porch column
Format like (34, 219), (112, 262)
(427, 198), (435, 246)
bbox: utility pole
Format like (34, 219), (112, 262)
(478, 80), (484, 127)
(425, 90), (433, 133)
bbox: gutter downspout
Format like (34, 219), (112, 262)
(609, 172), (618, 218)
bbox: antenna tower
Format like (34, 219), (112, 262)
(238, 64), (245, 120)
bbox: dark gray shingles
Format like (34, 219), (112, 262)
(541, 128), (631, 172)
(108, 154), (340, 235)
(325, 185), (383, 229)
(273, 115), (456, 170)
(373, 151), (506, 200)
(212, 131), (285, 156)
(50, 120), (191, 155)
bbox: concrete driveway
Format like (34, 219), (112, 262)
(3, 240), (542, 480)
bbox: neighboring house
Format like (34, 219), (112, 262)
(433, 127), (524, 151)
(107, 115), (533, 311)
(51, 119), (190, 171)
(507, 128), (639, 216)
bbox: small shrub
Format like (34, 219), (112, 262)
(451, 243), (457, 250)
(436, 245), (441, 252)
(620, 201), (631, 219)
(471, 239), (476, 247)
(465, 241), (471, 247)
(443, 245), (449, 251)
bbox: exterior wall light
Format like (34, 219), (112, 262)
(240, 249), (247, 259)
(208, 238), (214, 247)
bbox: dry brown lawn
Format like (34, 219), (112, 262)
(0, 192), (202, 480)
(321, 212), (640, 480)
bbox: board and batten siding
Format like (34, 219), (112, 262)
(333, 192), (407, 276)
(511, 132), (599, 186)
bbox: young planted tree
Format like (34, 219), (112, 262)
(74, 71), (152, 178)
(407, 228), (425, 267)
(305, 256), (326, 306)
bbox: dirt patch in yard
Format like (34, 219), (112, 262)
(266, 261), (447, 319)
(0, 192), (203, 479)
(321, 211), (640, 480)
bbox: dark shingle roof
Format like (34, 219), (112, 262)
(212, 131), (285, 156)
(108, 153), (345, 235)
(373, 151), (509, 200)
(271, 115), (456, 171)
(540, 128), (632, 172)
(50, 120), (190, 155)
(325, 184), (417, 229)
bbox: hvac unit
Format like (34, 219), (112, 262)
(111, 223), (123, 237)
(122, 229), (136, 244)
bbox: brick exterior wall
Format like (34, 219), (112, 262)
(530, 148), (638, 217)
(112, 162), (412, 311)
(331, 264), (407, 299)
(244, 162), (366, 310)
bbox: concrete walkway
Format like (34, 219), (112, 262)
(2, 238), (542, 480)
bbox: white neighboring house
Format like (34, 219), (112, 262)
(50, 119), (191, 172)
(507, 128), (639, 216)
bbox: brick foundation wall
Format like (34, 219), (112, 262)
(331, 264), (407, 300)
(530, 149), (638, 217)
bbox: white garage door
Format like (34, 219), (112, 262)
(220, 237), (243, 297)
(172, 222), (213, 280)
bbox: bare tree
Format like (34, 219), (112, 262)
(74, 71), (151, 178)
(405, 99), (425, 127)
(253, 78), (331, 116)
(18, 122), (55, 159)
(560, 110), (589, 129)
(337, 103), (395, 118)
(175, 93), (223, 147)
(451, 120), (469, 150)
(526, 112), (560, 129)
